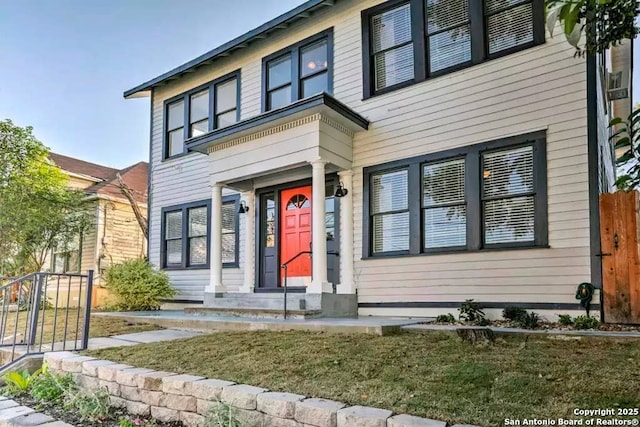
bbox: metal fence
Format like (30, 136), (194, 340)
(0, 271), (93, 370)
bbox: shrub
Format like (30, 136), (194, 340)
(64, 387), (111, 421)
(502, 307), (527, 322)
(30, 366), (74, 404)
(204, 401), (242, 427)
(436, 313), (456, 323)
(573, 315), (600, 330)
(458, 299), (486, 323)
(105, 259), (175, 311)
(558, 314), (574, 326)
(474, 317), (491, 326)
(514, 312), (540, 329)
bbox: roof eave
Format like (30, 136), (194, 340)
(123, 0), (337, 99)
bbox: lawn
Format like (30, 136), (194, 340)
(0, 309), (160, 346)
(85, 330), (640, 426)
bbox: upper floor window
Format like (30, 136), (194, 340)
(362, 0), (544, 98)
(263, 29), (333, 112)
(164, 71), (240, 160)
(363, 131), (547, 257)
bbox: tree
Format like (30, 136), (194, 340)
(546, 0), (639, 56)
(0, 120), (93, 275)
(610, 108), (640, 189)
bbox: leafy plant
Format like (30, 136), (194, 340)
(64, 387), (111, 421)
(1, 368), (42, 396)
(558, 314), (574, 326)
(105, 259), (176, 311)
(475, 317), (491, 327)
(514, 312), (540, 329)
(458, 299), (486, 324)
(436, 313), (456, 323)
(502, 307), (528, 322)
(573, 315), (601, 330)
(119, 417), (143, 427)
(204, 400), (242, 427)
(611, 108), (640, 190)
(30, 365), (74, 404)
(546, 0), (639, 56)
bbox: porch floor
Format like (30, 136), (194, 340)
(92, 311), (432, 336)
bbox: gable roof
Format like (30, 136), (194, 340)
(86, 162), (149, 204)
(124, 0), (339, 99)
(49, 153), (148, 204)
(49, 152), (118, 181)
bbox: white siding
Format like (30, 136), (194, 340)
(147, 0), (594, 310)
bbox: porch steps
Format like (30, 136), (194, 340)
(193, 293), (323, 319)
(184, 307), (323, 320)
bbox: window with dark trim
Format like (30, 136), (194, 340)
(262, 29), (333, 112)
(163, 71), (240, 160)
(361, 0), (544, 98)
(363, 131), (548, 258)
(161, 196), (240, 269)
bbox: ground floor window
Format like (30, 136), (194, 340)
(52, 236), (81, 273)
(363, 131), (548, 257)
(161, 195), (239, 269)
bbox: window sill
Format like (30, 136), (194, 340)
(162, 263), (239, 271)
(161, 151), (195, 162)
(361, 244), (551, 260)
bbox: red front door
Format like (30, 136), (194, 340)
(280, 186), (312, 283)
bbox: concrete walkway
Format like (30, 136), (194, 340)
(93, 310), (431, 335)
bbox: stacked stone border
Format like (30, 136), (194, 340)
(33, 351), (479, 427)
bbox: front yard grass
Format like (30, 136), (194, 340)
(85, 330), (640, 426)
(1, 309), (160, 345)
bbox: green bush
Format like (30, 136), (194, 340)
(514, 312), (540, 329)
(30, 366), (74, 404)
(64, 387), (111, 421)
(573, 315), (600, 330)
(458, 299), (486, 324)
(1, 369), (41, 397)
(436, 313), (456, 323)
(558, 314), (574, 326)
(105, 259), (176, 311)
(502, 307), (527, 322)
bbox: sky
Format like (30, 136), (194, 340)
(0, 0), (305, 169)
(0, 1), (638, 170)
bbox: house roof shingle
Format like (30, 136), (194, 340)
(48, 152), (119, 181)
(49, 153), (148, 204)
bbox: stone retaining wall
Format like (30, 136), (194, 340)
(44, 352), (477, 427)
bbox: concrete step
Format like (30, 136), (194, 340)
(203, 293), (318, 311)
(184, 307), (323, 320)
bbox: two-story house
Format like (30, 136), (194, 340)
(125, 0), (631, 319)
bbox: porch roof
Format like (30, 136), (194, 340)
(185, 93), (369, 154)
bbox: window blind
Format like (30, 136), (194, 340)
(486, 0), (534, 54)
(426, 0), (471, 72)
(482, 145), (535, 244)
(372, 4), (414, 90)
(423, 158), (466, 248)
(372, 169), (410, 253)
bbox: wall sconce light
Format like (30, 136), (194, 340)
(238, 201), (250, 214)
(334, 182), (348, 198)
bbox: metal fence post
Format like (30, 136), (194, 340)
(28, 274), (44, 346)
(81, 270), (94, 350)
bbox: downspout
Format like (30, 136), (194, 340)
(586, 50), (604, 322)
(146, 90), (154, 262)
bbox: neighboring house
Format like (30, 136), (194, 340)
(125, 0), (633, 318)
(47, 153), (148, 306)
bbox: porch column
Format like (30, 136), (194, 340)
(240, 191), (255, 293)
(337, 169), (355, 294)
(308, 158), (332, 293)
(206, 183), (225, 295)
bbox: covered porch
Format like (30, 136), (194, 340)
(185, 93), (369, 317)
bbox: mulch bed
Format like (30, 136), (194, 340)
(12, 395), (183, 427)
(434, 319), (640, 331)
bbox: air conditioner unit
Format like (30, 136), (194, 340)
(607, 70), (630, 101)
